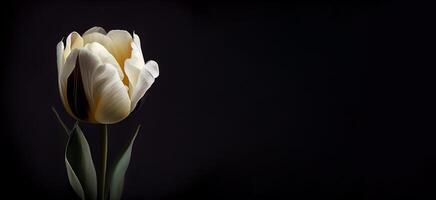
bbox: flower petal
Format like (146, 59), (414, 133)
(132, 34), (142, 50)
(124, 33), (159, 111)
(125, 62), (155, 111)
(107, 30), (133, 66)
(84, 42), (124, 80)
(64, 32), (83, 59)
(67, 58), (91, 121)
(82, 32), (116, 57)
(83, 26), (107, 36)
(93, 64), (132, 124)
(145, 60), (159, 78)
(57, 41), (67, 111)
(57, 41), (65, 77)
(132, 33), (145, 63)
(133, 33), (160, 78)
(78, 49), (131, 124)
(125, 51), (157, 111)
(60, 49), (81, 118)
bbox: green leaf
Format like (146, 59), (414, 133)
(65, 123), (98, 200)
(109, 125), (141, 200)
(51, 106), (70, 135)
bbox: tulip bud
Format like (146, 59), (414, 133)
(56, 27), (159, 124)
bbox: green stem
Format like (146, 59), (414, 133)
(99, 124), (108, 200)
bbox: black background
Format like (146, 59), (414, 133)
(1, 0), (434, 199)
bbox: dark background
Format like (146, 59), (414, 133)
(1, 0), (434, 199)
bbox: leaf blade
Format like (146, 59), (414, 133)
(65, 123), (98, 200)
(65, 159), (85, 199)
(109, 125), (141, 200)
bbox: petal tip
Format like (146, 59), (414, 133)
(145, 60), (159, 78)
(57, 40), (65, 49)
(84, 26), (107, 36)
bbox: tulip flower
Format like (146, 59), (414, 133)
(56, 26), (159, 124)
(53, 27), (159, 200)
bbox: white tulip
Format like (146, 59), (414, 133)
(56, 27), (159, 124)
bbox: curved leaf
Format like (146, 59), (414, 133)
(65, 160), (85, 199)
(109, 125), (141, 200)
(65, 123), (98, 200)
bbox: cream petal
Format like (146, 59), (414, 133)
(83, 42), (124, 80)
(124, 41), (143, 100)
(77, 48), (100, 113)
(132, 33), (145, 63)
(83, 26), (107, 36)
(124, 34), (159, 111)
(124, 33), (159, 110)
(57, 41), (65, 77)
(57, 41), (67, 112)
(82, 32), (116, 57)
(60, 49), (81, 118)
(145, 60), (159, 78)
(125, 62), (155, 111)
(78, 49), (131, 124)
(107, 30), (133, 66)
(133, 33), (142, 55)
(125, 60), (157, 111)
(131, 33), (159, 77)
(64, 32), (83, 59)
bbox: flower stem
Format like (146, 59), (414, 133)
(99, 124), (108, 200)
